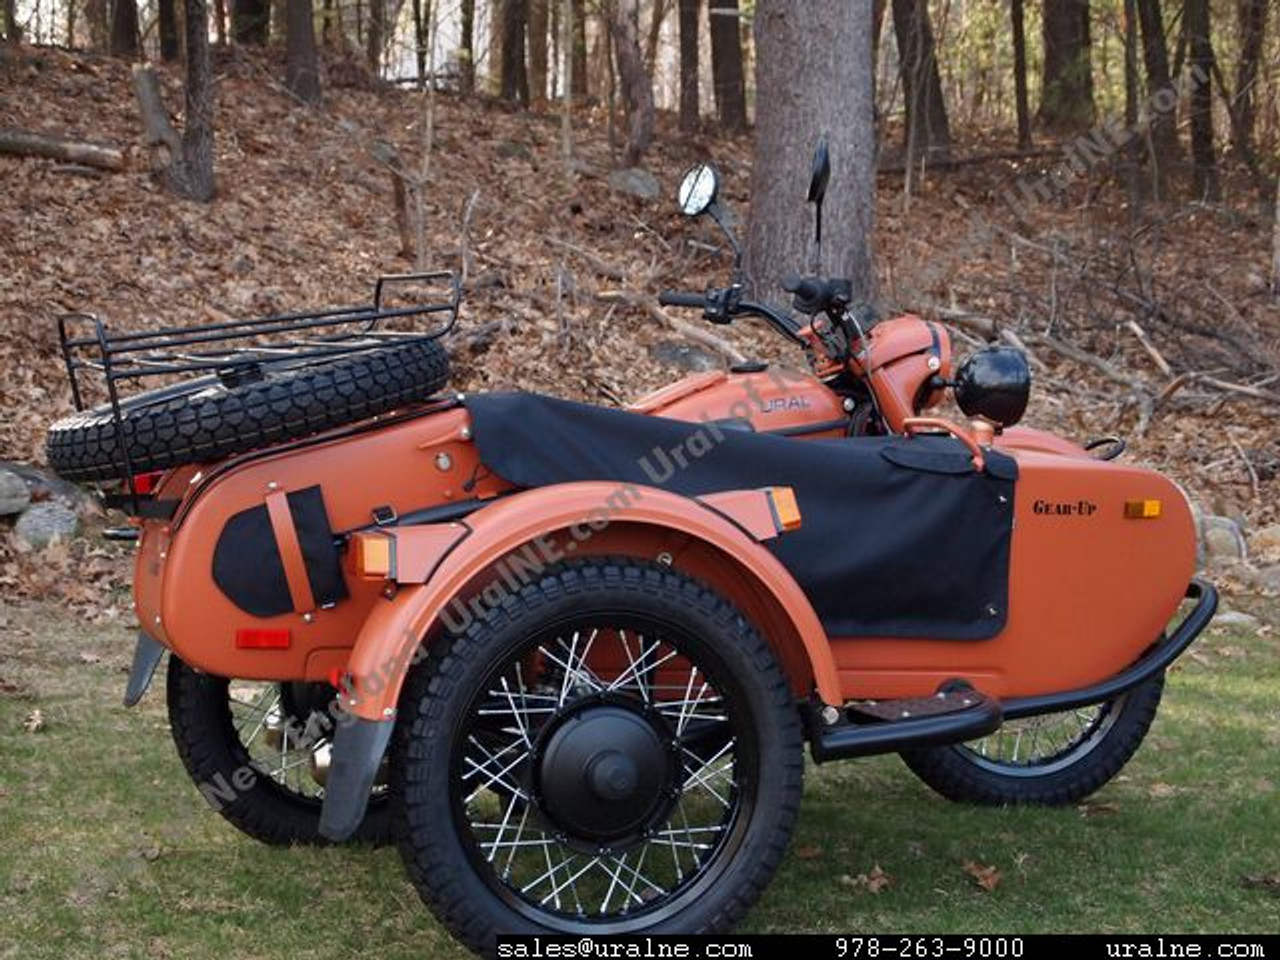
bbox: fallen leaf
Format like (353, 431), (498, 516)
(23, 709), (45, 733)
(795, 846), (822, 860)
(1240, 874), (1280, 896)
(1078, 800), (1120, 818)
(838, 864), (893, 894)
(962, 859), (1002, 892)
(77, 652), (101, 664)
(1148, 782), (1181, 799)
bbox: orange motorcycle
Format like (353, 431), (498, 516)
(48, 147), (1214, 956)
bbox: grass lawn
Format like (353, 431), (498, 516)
(1, 595), (1276, 959)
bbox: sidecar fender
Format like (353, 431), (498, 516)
(317, 481), (837, 841)
(340, 481), (839, 722)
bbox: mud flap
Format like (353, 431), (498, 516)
(318, 717), (395, 841)
(123, 632), (166, 707)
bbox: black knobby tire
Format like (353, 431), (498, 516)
(900, 674), (1165, 806)
(393, 559), (804, 955)
(47, 338), (449, 482)
(166, 656), (392, 846)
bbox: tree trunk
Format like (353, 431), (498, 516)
(0, 128), (126, 169)
(1135, 0), (1178, 199)
(181, 0), (215, 199)
(111, 0), (141, 56)
(1122, 0), (1142, 210)
(3, 0), (20, 42)
(1040, 0), (1094, 128)
(609, 0), (653, 167)
(285, 0), (321, 104)
(677, 0), (699, 132)
(159, 0), (181, 60)
(709, 0), (746, 133)
(528, 0), (549, 103)
(500, 0), (529, 104)
(644, 0), (664, 68)
(214, 0), (227, 43)
(410, 0), (424, 86)
(366, 0), (383, 73)
(458, 0), (475, 92)
(748, 0), (875, 303)
(1011, 0), (1031, 148)
(232, 0), (269, 43)
(891, 0), (950, 163)
(570, 0), (586, 96)
(1185, 0), (1218, 200)
(1232, 0), (1266, 161)
(488, 0), (502, 94)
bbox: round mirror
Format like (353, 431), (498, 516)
(676, 164), (720, 217)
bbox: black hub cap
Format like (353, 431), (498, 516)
(537, 704), (675, 845)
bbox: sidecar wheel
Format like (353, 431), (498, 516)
(166, 657), (393, 845)
(392, 559), (804, 954)
(899, 674), (1164, 806)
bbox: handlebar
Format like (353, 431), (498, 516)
(658, 290), (708, 309)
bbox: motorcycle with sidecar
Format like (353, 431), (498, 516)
(46, 147), (1215, 956)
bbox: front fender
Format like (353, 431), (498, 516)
(341, 481), (840, 722)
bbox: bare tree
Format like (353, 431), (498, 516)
(286, 0), (321, 104)
(891, 0), (950, 162)
(677, 0), (699, 132)
(1136, 0), (1178, 199)
(458, 0), (475, 93)
(1185, 0), (1219, 200)
(1232, 0), (1267, 161)
(3, 0), (21, 42)
(411, 0), (431, 87)
(500, 0), (529, 104)
(1012, 0), (1032, 148)
(748, 0), (875, 302)
(609, 0), (654, 167)
(529, 0), (550, 104)
(233, 0), (270, 43)
(367, 0), (384, 73)
(159, 0), (180, 60)
(570, 0), (586, 96)
(111, 0), (141, 56)
(709, 1), (746, 132)
(1040, 0), (1094, 128)
(140, 0), (215, 199)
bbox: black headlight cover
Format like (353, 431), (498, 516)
(954, 346), (1031, 427)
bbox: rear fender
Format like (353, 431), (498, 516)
(340, 481), (840, 724)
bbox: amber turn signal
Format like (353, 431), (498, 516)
(1124, 499), (1162, 519)
(353, 532), (395, 579)
(769, 486), (803, 532)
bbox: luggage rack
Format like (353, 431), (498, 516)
(56, 270), (460, 499)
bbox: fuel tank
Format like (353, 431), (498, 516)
(630, 365), (849, 438)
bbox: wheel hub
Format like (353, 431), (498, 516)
(536, 703), (675, 845)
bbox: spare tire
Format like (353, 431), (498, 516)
(47, 338), (450, 483)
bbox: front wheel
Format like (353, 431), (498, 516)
(392, 559), (804, 954)
(899, 674), (1165, 806)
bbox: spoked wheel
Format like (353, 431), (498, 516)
(393, 560), (803, 953)
(900, 674), (1165, 806)
(166, 656), (392, 845)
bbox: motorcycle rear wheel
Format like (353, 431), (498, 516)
(166, 656), (392, 845)
(899, 674), (1164, 806)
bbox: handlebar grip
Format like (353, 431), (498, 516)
(782, 274), (827, 302)
(658, 290), (707, 309)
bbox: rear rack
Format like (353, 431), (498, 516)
(56, 270), (460, 501)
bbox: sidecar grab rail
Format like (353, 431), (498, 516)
(1001, 578), (1218, 721)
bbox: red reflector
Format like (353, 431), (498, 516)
(235, 628), (291, 650)
(131, 471), (164, 495)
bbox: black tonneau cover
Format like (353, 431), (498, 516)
(466, 392), (1016, 640)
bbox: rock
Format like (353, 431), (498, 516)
(607, 167), (661, 201)
(648, 340), (721, 373)
(1249, 524), (1280, 560)
(13, 502), (80, 549)
(1200, 515), (1247, 566)
(1245, 564), (1280, 595)
(1214, 610), (1260, 630)
(0, 461), (96, 518)
(0, 469), (30, 517)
